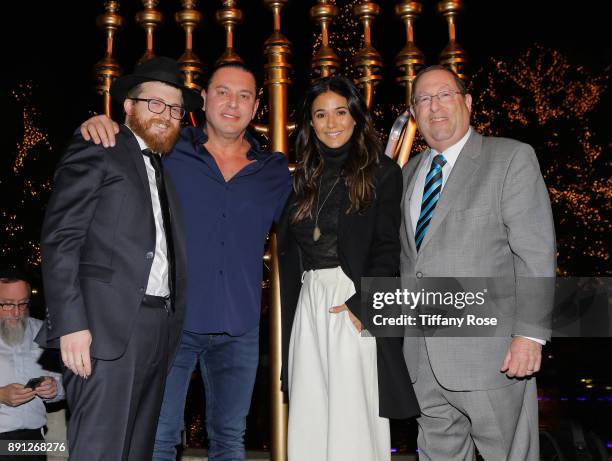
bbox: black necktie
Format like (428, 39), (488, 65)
(142, 148), (175, 308)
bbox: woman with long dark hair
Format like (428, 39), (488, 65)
(277, 75), (419, 460)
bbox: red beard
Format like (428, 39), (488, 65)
(127, 113), (181, 154)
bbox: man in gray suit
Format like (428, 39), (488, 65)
(400, 65), (556, 460)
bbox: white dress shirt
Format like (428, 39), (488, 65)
(127, 127), (170, 297)
(0, 317), (65, 432)
(408, 127), (544, 345)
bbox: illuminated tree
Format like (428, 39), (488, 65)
(471, 45), (610, 275)
(1, 83), (53, 269)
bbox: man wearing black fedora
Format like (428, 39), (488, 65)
(36, 57), (202, 460)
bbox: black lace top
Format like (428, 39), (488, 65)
(290, 141), (351, 270)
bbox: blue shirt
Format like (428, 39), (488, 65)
(164, 126), (291, 335)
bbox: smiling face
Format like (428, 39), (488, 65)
(310, 91), (356, 149)
(202, 67), (259, 139)
(124, 81), (183, 154)
(411, 68), (472, 153)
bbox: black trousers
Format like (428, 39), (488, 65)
(0, 428), (46, 461)
(64, 296), (170, 461)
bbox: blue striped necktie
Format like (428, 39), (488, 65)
(415, 154), (447, 251)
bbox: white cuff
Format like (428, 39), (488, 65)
(514, 335), (545, 345)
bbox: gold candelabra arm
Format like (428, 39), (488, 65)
(384, 110), (417, 167)
(394, 1), (425, 108)
(216, 0), (244, 64)
(136, 0), (163, 63)
(437, 0), (468, 80)
(286, 122), (296, 136)
(251, 120), (295, 148)
(94, 1), (125, 117)
(352, 2), (383, 109)
(251, 122), (269, 135)
(397, 117), (417, 167)
(176, 0), (204, 91)
(310, 0), (340, 79)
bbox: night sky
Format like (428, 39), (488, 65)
(2, 0), (610, 150)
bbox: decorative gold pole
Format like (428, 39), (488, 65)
(352, 1), (383, 109)
(437, 0), (468, 80)
(262, 0), (293, 155)
(176, 0), (204, 91)
(392, 1), (424, 166)
(310, 0), (340, 80)
(394, 1), (424, 108)
(136, 0), (163, 63)
(254, 2), (293, 460)
(216, 0), (244, 65)
(266, 232), (285, 461)
(94, 1), (124, 117)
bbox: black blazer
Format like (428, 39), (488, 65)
(277, 154), (419, 419)
(36, 126), (187, 369)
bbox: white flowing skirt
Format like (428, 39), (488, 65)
(287, 266), (390, 461)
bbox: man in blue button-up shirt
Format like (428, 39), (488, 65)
(81, 62), (291, 461)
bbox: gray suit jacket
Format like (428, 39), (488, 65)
(401, 130), (556, 391)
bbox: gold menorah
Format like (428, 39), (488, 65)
(93, 1), (467, 459)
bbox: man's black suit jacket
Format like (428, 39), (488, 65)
(36, 126), (186, 368)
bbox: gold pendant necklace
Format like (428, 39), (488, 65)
(313, 175), (340, 242)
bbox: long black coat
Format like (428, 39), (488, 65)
(36, 126), (187, 370)
(277, 153), (419, 419)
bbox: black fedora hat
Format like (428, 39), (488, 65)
(111, 56), (203, 112)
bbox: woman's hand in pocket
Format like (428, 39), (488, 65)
(329, 304), (363, 333)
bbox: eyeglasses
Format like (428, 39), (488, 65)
(128, 98), (186, 120)
(413, 90), (463, 108)
(0, 301), (30, 311)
